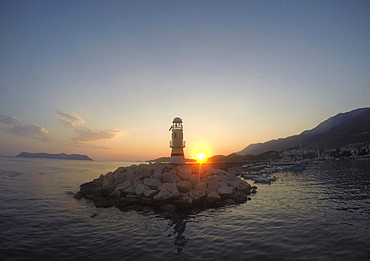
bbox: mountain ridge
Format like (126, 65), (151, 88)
(238, 107), (370, 156)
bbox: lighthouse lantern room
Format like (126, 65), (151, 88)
(169, 117), (186, 164)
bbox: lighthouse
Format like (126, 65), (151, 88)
(169, 117), (186, 164)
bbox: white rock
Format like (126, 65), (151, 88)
(205, 178), (219, 188)
(122, 187), (135, 195)
(194, 181), (207, 191)
(218, 180), (229, 188)
(143, 189), (158, 198)
(114, 180), (132, 192)
(113, 167), (125, 175)
(177, 165), (192, 180)
(158, 183), (180, 199)
(152, 165), (165, 179)
(211, 175), (222, 182)
(204, 166), (217, 174)
(229, 181), (240, 189)
(153, 189), (172, 201)
(189, 190), (206, 202)
(207, 191), (221, 203)
(160, 182), (178, 193)
(201, 172), (212, 179)
(136, 166), (152, 180)
(207, 184), (219, 194)
(102, 175), (117, 194)
(161, 172), (180, 183)
(125, 169), (136, 183)
(189, 174), (199, 186)
(225, 173), (237, 181)
(217, 186), (234, 198)
(176, 181), (193, 193)
(114, 171), (126, 184)
(144, 177), (162, 190)
(134, 183), (150, 196)
(107, 172), (115, 181)
(239, 181), (251, 189)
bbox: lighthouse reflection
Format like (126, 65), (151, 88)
(162, 212), (189, 252)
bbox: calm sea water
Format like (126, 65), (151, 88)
(0, 157), (369, 261)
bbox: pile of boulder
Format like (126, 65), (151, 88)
(74, 163), (256, 211)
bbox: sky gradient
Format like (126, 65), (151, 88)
(1, 0), (369, 161)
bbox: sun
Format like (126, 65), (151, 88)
(196, 152), (207, 162)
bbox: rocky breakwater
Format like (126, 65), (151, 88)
(74, 164), (256, 211)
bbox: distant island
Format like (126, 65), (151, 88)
(16, 152), (93, 161)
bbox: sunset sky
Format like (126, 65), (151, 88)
(1, 0), (369, 161)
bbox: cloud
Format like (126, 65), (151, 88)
(71, 128), (120, 142)
(57, 111), (121, 144)
(9, 124), (52, 141)
(67, 141), (113, 150)
(57, 110), (85, 128)
(0, 114), (22, 126)
(0, 114), (52, 141)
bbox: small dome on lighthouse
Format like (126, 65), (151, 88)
(172, 117), (182, 123)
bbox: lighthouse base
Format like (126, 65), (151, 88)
(170, 148), (186, 164)
(170, 155), (186, 164)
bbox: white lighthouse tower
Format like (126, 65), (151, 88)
(169, 117), (186, 164)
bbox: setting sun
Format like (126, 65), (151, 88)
(196, 152), (207, 161)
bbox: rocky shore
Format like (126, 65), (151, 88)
(74, 163), (256, 212)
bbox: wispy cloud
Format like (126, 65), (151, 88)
(0, 114), (52, 141)
(67, 141), (113, 150)
(57, 110), (121, 146)
(0, 114), (22, 126)
(71, 129), (120, 142)
(9, 124), (52, 141)
(57, 110), (85, 128)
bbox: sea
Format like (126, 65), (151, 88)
(0, 156), (369, 261)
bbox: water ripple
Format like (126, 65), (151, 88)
(1, 158), (370, 260)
